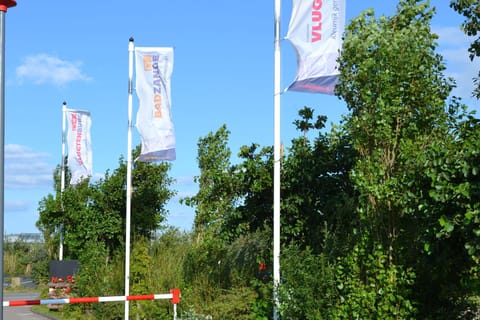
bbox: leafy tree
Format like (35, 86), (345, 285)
(335, 0), (480, 317)
(183, 124), (239, 242)
(281, 107), (357, 252)
(426, 112), (480, 262)
(337, 0), (452, 257)
(416, 106), (480, 317)
(334, 241), (416, 319)
(37, 145), (175, 260)
(450, 0), (480, 98)
(278, 245), (338, 320)
(95, 146), (175, 240)
(181, 125), (240, 301)
(228, 143), (273, 237)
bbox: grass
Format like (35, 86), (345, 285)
(32, 305), (97, 320)
(4, 286), (38, 293)
(32, 305), (63, 319)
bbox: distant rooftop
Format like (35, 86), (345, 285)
(4, 233), (43, 243)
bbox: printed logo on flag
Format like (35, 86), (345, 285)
(142, 54), (163, 119)
(135, 47), (176, 162)
(286, 0), (346, 94)
(66, 109), (92, 185)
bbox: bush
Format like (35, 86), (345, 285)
(278, 245), (337, 320)
(333, 244), (416, 319)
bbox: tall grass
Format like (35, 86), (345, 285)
(4, 251), (17, 276)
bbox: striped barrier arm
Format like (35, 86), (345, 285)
(3, 289), (181, 307)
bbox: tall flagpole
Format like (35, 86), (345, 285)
(59, 101), (67, 261)
(125, 37), (134, 320)
(273, 0), (281, 319)
(0, 2), (15, 319)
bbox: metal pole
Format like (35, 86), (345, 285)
(59, 102), (67, 261)
(125, 37), (134, 320)
(0, 2), (16, 319)
(273, 0), (281, 319)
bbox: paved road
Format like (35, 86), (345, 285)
(3, 292), (53, 320)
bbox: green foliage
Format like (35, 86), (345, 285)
(3, 239), (49, 285)
(70, 240), (123, 319)
(183, 125), (240, 241)
(228, 143), (274, 237)
(334, 242), (416, 319)
(282, 108), (357, 251)
(181, 228), (272, 319)
(337, 0), (454, 250)
(424, 113), (480, 264)
(130, 237), (162, 320)
(37, 144), (175, 261)
(336, 1), (480, 317)
(29, 245), (50, 285)
(150, 227), (190, 291)
(278, 245), (337, 320)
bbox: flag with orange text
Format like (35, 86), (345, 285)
(66, 109), (92, 185)
(286, 0), (345, 94)
(135, 47), (176, 161)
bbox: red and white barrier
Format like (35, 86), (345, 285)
(3, 291), (180, 307)
(3, 289), (181, 319)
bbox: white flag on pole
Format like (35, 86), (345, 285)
(286, 0), (345, 94)
(66, 109), (92, 185)
(135, 46), (176, 161)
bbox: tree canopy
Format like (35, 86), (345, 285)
(36, 145), (175, 260)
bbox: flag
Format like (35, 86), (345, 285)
(286, 0), (345, 94)
(135, 46), (176, 161)
(66, 109), (92, 185)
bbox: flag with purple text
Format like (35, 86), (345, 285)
(66, 109), (92, 185)
(286, 0), (346, 94)
(135, 47), (176, 161)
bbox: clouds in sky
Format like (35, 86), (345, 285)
(5, 144), (53, 189)
(434, 26), (480, 101)
(5, 199), (31, 212)
(16, 54), (91, 86)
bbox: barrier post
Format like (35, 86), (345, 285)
(170, 288), (181, 320)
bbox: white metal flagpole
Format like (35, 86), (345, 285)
(125, 37), (134, 319)
(0, 3), (16, 318)
(273, 0), (281, 319)
(59, 102), (67, 261)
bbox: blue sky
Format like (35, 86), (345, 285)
(3, 1), (479, 234)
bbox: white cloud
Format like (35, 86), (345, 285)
(171, 175), (197, 201)
(16, 54), (92, 86)
(174, 175), (196, 187)
(5, 199), (31, 212)
(433, 26), (480, 102)
(5, 144), (53, 189)
(434, 26), (470, 47)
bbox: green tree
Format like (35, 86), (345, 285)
(227, 143), (273, 237)
(183, 124), (239, 242)
(37, 145), (175, 260)
(95, 146), (175, 240)
(281, 107), (357, 252)
(334, 0), (478, 317)
(278, 245), (338, 320)
(337, 0), (452, 258)
(181, 125), (239, 299)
